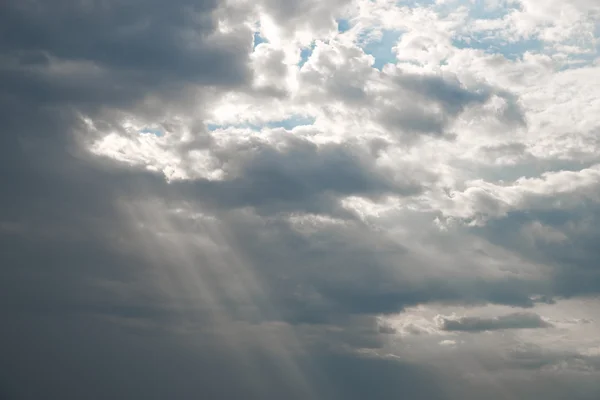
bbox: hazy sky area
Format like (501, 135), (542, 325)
(1, 0), (600, 399)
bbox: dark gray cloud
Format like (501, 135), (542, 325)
(203, 210), (548, 324)
(393, 73), (491, 115)
(377, 72), (526, 137)
(439, 312), (552, 332)
(0, 0), (252, 88)
(175, 135), (422, 216)
(504, 344), (600, 372)
(472, 207), (600, 300)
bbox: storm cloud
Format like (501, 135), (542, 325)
(1, 0), (600, 399)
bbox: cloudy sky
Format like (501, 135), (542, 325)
(1, 0), (600, 398)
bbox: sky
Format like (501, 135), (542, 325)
(1, 0), (600, 399)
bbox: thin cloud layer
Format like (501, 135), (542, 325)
(1, 0), (600, 399)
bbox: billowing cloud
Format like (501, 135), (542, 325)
(1, 0), (600, 399)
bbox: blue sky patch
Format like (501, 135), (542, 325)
(468, 4), (515, 20)
(453, 35), (544, 61)
(266, 115), (316, 130)
(299, 42), (316, 68)
(337, 19), (351, 33)
(362, 30), (403, 70)
(139, 127), (164, 137)
(431, 0), (519, 19)
(207, 115), (316, 132)
(253, 31), (267, 48)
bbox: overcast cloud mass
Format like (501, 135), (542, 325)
(1, 0), (600, 398)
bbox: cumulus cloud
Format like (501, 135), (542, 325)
(2, 0), (600, 399)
